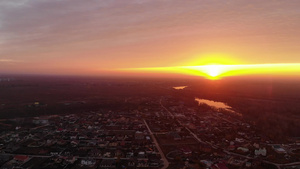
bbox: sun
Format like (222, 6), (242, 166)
(203, 65), (222, 79)
(207, 65), (220, 77)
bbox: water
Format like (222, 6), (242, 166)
(195, 98), (232, 110)
(173, 86), (187, 90)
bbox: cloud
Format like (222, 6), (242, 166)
(0, 0), (299, 47)
(0, 0), (300, 74)
(0, 59), (22, 63)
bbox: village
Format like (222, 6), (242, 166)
(0, 97), (300, 169)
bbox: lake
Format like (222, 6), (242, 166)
(195, 98), (232, 110)
(173, 86), (187, 90)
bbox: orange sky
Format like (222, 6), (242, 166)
(119, 63), (300, 80)
(0, 1), (300, 78)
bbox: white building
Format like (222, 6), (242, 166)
(255, 148), (267, 156)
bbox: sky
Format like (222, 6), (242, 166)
(0, 0), (300, 77)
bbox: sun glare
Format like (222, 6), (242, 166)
(120, 63), (300, 80)
(194, 64), (226, 80)
(205, 65), (221, 77)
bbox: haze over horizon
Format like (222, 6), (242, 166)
(1, 0), (300, 77)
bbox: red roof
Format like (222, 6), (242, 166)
(14, 155), (29, 161)
(181, 147), (192, 154)
(213, 162), (228, 169)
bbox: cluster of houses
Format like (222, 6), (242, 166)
(141, 98), (300, 168)
(0, 111), (163, 168)
(0, 96), (300, 169)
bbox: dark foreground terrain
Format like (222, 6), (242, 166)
(0, 75), (300, 169)
(1, 75), (299, 137)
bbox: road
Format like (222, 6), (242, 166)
(159, 98), (174, 118)
(160, 98), (207, 145)
(143, 119), (169, 169)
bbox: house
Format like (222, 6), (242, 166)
(272, 145), (286, 154)
(237, 147), (249, 153)
(235, 138), (244, 143)
(149, 159), (161, 167)
(50, 151), (60, 156)
(99, 159), (116, 168)
(181, 147), (192, 155)
(199, 144), (212, 153)
(245, 162), (252, 168)
(128, 160), (135, 167)
(137, 160), (149, 167)
(109, 141), (118, 147)
(103, 152), (111, 158)
(70, 133), (77, 140)
(253, 143), (259, 149)
(14, 155), (29, 162)
(135, 131), (144, 140)
(66, 156), (76, 164)
(81, 159), (96, 166)
(137, 152), (147, 160)
(228, 145), (235, 151)
(32, 118), (49, 125)
(169, 132), (182, 141)
(126, 152), (134, 158)
(228, 157), (244, 167)
(255, 148), (267, 156)
(212, 162), (228, 169)
(200, 160), (213, 168)
(98, 141), (108, 148)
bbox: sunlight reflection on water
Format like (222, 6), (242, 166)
(173, 86), (187, 90)
(195, 98), (231, 109)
